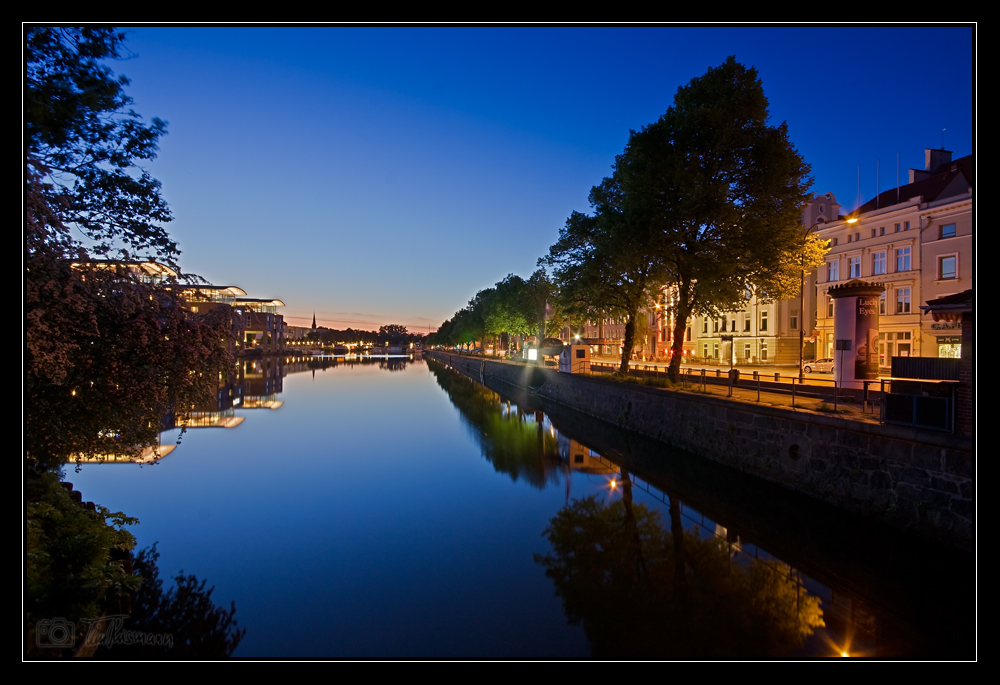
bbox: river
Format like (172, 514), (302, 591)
(67, 355), (974, 658)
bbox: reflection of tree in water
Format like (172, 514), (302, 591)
(536, 483), (824, 657)
(428, 359), (561, 489)
(377, 356), (410, 372)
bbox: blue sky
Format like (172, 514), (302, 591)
(112, 26), (974, 332)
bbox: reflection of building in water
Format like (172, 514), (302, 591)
(74, 444), (176, 464)
(177, 410), (245, 429)
(557, 435), (615, 473)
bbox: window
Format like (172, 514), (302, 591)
(713, 318), (719, 333)
(703, 318), (708, 334)
(940, 255), (957, 280)
(827, 298), (834, 317)
(872, 252), (886, 275)
(940, 223), (956, 238)
(903, 221), (910, 231)
(827, 260), (839, 282)
(832, 237), (839, 246)
(871, 229), (877, 238)
(713, 342), (719, 359)
(896, 247), (911, 272)
(855, 232), (860, 242)
(760, 310), (768, 332)
(896, 288), (911, 314)
(879, 295), (886, 315)
(744, 343), (751, 359)
(744, 316), (750, 332)
(848, 234), (853, 243)
(880, 226), (886, 236)
(895, 223), (900, 233)
(849, 256), (861, 278)
(761, 343), (768, 361)
(790, 310), (798, 330)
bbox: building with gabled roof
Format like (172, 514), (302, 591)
(810, 149), (973, 368)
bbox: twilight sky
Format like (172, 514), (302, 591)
(110, 25), (974, 332)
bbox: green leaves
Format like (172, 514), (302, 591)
(25, 27), (177, 266)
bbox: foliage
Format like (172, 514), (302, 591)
(25, 256), (234, 470)
(24, 27), (234, 470)
(541, 172), (661, 373)
(621, 57), (819, 378)
(94, 544), (245, 657)
(25, 26), (176, 266)
(535, 494), (824, 657)
(25, 471), (140, 655)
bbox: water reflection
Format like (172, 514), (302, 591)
(427, 356), (974, 658)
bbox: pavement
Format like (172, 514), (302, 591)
(586, 357), (884, 425)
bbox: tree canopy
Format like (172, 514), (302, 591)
(541, 170), (660, 373)
(26, 27), (176, 266)
(628, 57), (821, 377)
(543, 56), (825, 378)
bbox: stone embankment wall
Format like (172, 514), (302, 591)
(428, 352), (974, 551)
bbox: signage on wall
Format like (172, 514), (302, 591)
(930, 322), (962, 330)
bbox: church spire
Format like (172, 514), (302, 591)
(312, 312), (317, 329)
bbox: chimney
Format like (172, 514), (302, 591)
(925, 148), (953, 173)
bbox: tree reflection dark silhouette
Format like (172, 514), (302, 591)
(427, 359), (561, 489)
(536, 486), (824, 657)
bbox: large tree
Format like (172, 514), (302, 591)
(623, 57), (823, 379)
(542, 171), (661, 374)
(25, 27), (231, 469)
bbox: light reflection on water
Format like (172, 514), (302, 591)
(67, 355), (973, 658)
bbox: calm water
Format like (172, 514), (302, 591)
(68, 355), (974, 658)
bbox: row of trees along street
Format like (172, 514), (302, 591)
(428, 270), (555, 355)
(25, 27), (243, 656)
(435, 57), (827, 378)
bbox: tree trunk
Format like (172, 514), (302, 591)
(668, 300), (693, 382)
(618, 314), (637, 374)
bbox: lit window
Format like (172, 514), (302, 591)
(872, 252), (886, 275)
(896, 288), (911, 314)
(941, 223), (956, 238)
(896, 247), (911, 272)
(940, 256), (957, 279)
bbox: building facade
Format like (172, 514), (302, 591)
(810, 149), (972, 368)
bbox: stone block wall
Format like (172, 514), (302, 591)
(428, 351), (974, 551)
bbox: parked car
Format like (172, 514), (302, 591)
(802, 358), (835, 374)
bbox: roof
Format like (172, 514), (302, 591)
(853, 154), (972, 215)
(920, 289), (973, 322)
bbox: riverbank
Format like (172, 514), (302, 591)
(427, 351), (974, 552)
